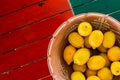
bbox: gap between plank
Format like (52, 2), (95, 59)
(38, 75), (51, 80)
(0, 56), (47, 76)
(72, 0), (97, 9)
(2, 34), (52, 55)
(0, 0), (46, 18)
(0, 10), (70, 36)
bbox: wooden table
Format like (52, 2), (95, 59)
(0, 0), (120, 80)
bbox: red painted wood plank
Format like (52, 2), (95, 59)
(0, 11), (73, 54)
(0, 0), (71, 35)
(0, 38), (50, 73)
(37, 75), (52, 80)
(42, 76), (53, 80)
(0, 0), (44, 17)
(0, 59), (50, 80)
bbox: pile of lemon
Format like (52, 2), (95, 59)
(63, 22), (120, 80)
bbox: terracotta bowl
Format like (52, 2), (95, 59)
(47, 13), (120, 80)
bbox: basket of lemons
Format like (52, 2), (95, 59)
(47, 13), (120, 80)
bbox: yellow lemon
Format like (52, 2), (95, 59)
(63, 45), (76, 65)
(89, 30), (103, 49)
(73, 48), (90, 65)
(98, 45), (107, 53)
(71, 71), (86, 80)
(100, 53), (110, 67)
(97, 67), (113, 80)
(78, 22), (92, 36)
(107, 46), (120, 61)
(86, 69), (97, 77)
(68, 32), (84, 48)
(84, 36), (91, 48)
(103, 31), (116, 48)
(73, 64), (87, 72)
(111, 61), (120, 76)
(87, 55), (106, 70)
(87, 76), (100, 80)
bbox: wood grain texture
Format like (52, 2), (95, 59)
(0, 11), (73, 54)
(0, 0), (71, 35)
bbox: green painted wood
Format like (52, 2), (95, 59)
(110, 11), (120, 21)
(70, 0), (92, 7)
(70, 0), (120, 21)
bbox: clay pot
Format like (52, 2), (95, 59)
(47, 13), (120, 80)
